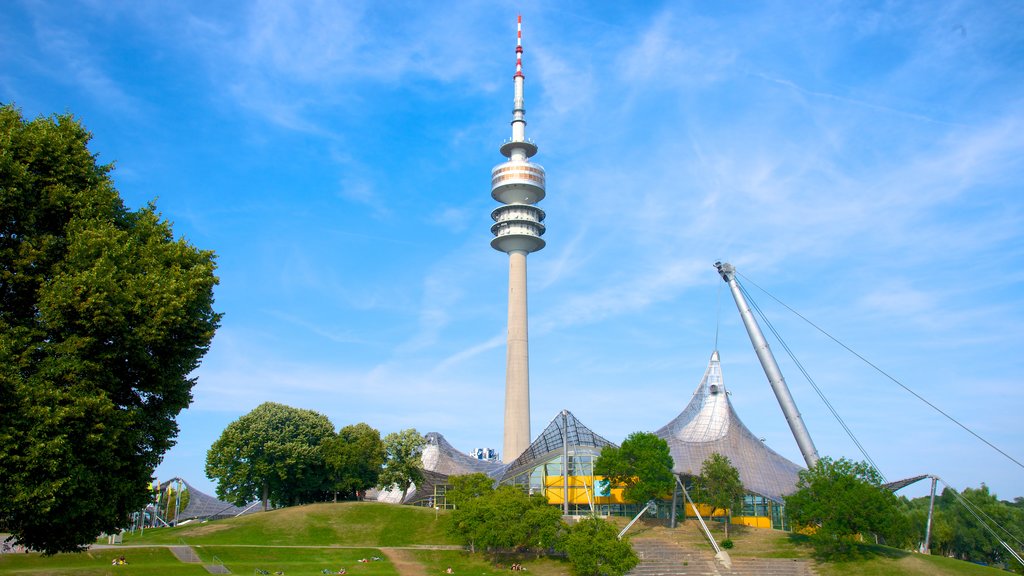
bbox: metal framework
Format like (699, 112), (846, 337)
(655, 351), (803, 503)
(375, 432), (507, 505)
(156, 477), (255, 522)
(501, 409), (615, 481)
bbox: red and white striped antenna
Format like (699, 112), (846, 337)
(515, 15), (524, 78)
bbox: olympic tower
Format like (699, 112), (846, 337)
(490, 16), (546, 463)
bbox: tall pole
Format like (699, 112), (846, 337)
(491, 16), (546, 463)
(924, 475), (938, 554)
(715, 262), (820, 468)
(562, 410), (570, 515)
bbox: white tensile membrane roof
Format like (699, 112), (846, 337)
(655, 350), (803, 503)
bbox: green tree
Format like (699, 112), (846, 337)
(0, 105), (220, 554)
(693, 453), (745, 538)
(448, 485), (563, 554)
(446, 472), (496, 509)
(322, 422), (385, 501)
(205, 402), (336, 510)
(784, 457), (910, 557)
(559, 516), (638, 576)
(936, 485), (1024, 570)
(378, 428), (426, 502)
(594, 432), (675, 504)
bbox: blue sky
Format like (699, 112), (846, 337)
(3, 0), (1022, 502)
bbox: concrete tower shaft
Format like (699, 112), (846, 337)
(493, 16), (545, 463)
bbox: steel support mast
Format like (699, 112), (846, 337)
(715, 262), (820, 468)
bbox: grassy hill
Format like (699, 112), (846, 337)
(0, 503), (1016, 576)
(122, 501), (456, 547)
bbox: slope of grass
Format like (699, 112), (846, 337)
(812, 543), (1016, 576)
(411, 550), (569, 576)
(197, 546), (398, 576)
(122, 502), (455, 547)
(0, 546), (209, 575)
(6, 506), (1015, 576)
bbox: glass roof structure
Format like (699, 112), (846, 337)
(501, 410), (616, 481)
(158, 477), (256, 521)
(376, 413), (614, 505)
(655, 350), (803, 503)
(376, 431), (508, 505)
(421, 432), (507, 478)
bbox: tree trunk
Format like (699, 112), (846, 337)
(262, 482), (269, 511)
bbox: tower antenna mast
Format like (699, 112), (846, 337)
(491, 15), (547, 463)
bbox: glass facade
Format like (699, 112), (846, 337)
(407, 410), (795, 531)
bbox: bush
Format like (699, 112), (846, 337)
(720, 539), (734, 549)
(559, 517), (638, 576)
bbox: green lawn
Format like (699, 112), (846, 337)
(122, 502), (454, 547)
(3, 504), (1016, 576)
(0, 547), (208, 575)
(410, 550), (568, 576)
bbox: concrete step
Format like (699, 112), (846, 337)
(628, 537), (817, 576)
(168, 546), (201, 563)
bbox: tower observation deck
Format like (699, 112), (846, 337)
(492, 16), (545, 463)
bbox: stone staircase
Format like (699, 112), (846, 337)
(169, 546), (201, 563)
(168, 544), (231, 573)
(629, 538), (721, 576)
(628, 535), (817, 576)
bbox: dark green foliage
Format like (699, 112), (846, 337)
(720, 539), (734, 549)
(0, 105), (220, 554)
(784, 457), (912, 558)
(377, 428), (426, 501)
(558, 516), (638, 576)
(593, 431), (675, 504)
(693, 452), (745, 538)
(904, 484), (1024, 572)
(323, 422), (386, 500)
(445, 473), (496, 509)
(447, 485), (564, 554)
(205, 402), (336, 510)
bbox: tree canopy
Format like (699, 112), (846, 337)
(205, 402), (336, 510)
(378, 428), (426, 501)
(448, 484), (563, 554)
(446, 473), (496, 509)
(904, 484), (1024, 571)
(558, 516), (638, 576)
(784, 456), (911, 557)
(322, 422), (386, 501)
(693, 452), (745, 538)
(0, 105), (220, 554)
(593, 431), (675, 504)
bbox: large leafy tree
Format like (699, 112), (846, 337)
(205, 402), (336, 510)
(378, 428), (426, 501)
(322, 422), (386, 501)
(448, 485), (563, 554)
(918, 485), (1024, 570)
(693, 452), (745, 538)
(558, 516), (638, 576)
(446, 473), (496, 509)
(594, 431), (675, 504)
(0, 105), (220, 554)
(784, 456), (911, 557)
